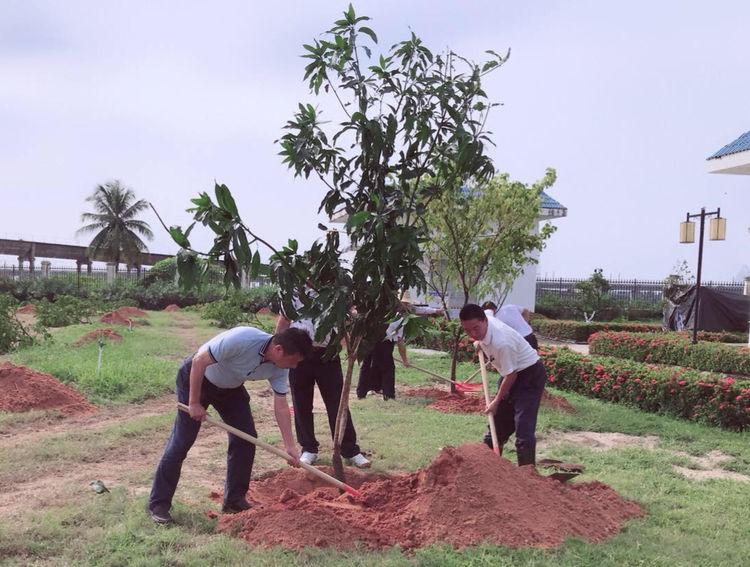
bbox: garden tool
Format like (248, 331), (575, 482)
(477, 349), (500, 456)
(176, 403), (362, 498)
(396, 360), (483, 392)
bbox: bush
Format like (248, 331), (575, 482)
(142, 257), (224, 287)
(589, 332), (750, 376)
(200, 286), (278, 328)
(35, 296), (95, 327)
(0, 276), (80, 302)
(0, 294), (35, 353)
(533, 320), (662, 342)
(678, 330), (749, 344)
(541, 347), (750, 430)
(410, 318), (475, 362)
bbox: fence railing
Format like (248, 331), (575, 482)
(535, 277), (744, 305)
(0, 264), (270, 290)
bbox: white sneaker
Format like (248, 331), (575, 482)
(300, 451), (318, 465)
(345, 453), (371, 468)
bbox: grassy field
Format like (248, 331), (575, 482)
(1, 311), (748, 566)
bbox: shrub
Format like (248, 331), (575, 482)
(142, 257), (224, 287)
(410, 318), (475, 362)
(533, 320), (662, 342)
(679, 330), (749, 344)
(35, 296), (95, 327)
(0, 294), (31, 353)
(588, 332), (750, 376)
(200, 286), (279, 328)
(541, 347), (750, 430)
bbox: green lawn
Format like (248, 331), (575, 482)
(0, 313), (748, 566)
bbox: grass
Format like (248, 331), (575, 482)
(0, 313), (748, 566)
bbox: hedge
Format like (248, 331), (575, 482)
(533, 319), (662, 342)
(541, 348), (750, 430)
(589, 332), (750, 376)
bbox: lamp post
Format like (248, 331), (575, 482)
(679, 207), (726, 344)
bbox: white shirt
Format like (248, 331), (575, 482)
(286, 294), (331, 347)
(479, 317), (539, 376)
(496, 304), (533, 337)
(384, 319), (404, 342)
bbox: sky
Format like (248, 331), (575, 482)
(1, 0), (748, 281)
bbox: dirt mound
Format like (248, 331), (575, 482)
(100, 307), (147, 326)
(72, 328), (123, 347)
(115, 306), (148, 318)
(257, 307), (272, 315)
(0, 363), (95, 415)
(219, 443), (642, 550)
(163, 304), (181, 312)
(405, 387), (576, 415)
(16, 304), (36, 315)
(542, 390), (576, 414)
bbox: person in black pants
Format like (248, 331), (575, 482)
(460, 304), (547, 466)
(357, 320), (410, 400)
(276, 313), (371, 468)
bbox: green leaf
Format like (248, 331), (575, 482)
(168, 226), (190, 248)
(215, 183), (239, 217)
(251, 250), (261, 278)
(359, 26), (378, 43)
(346, 211), (370, 229)
(318, 223), (328, 231)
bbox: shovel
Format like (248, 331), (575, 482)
(477, 349), (500, 456)
(397, 360), (483, 392)
(176, 403), (362, 498)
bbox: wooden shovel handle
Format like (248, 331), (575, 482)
(176, 403), (361, 498)
(477, 350), (500, 456)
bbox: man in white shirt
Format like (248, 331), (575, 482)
(460, 304), (547, 466)
(482, 301), (538, 350)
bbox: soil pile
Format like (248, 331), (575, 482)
(72, 328), (123, 347)
(0, 363), (95, 415)
(219, 444), (642, 550)
(16, 304), (36, 315)
(100, 307), (147, 326)
(163, 304), (181, 312)
(404, 387), (576, 415)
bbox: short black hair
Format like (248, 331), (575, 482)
(481, 301), (497, 311)
(459, 303), (487, 322)
(273, 328), (313, 358)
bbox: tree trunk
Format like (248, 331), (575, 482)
(331, 343), (357, 483)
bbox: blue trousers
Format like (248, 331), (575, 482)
(149, 357), (257, 513)
(484, 359), (547, 465)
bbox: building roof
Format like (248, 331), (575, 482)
(540, 191), (565, 210)
(707, 130), (750, 160)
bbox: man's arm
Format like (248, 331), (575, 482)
(272, 392), (300, 466)
(485, 370), (518, 415)
(188, 349), (215, 421)
(521, 308), (531, 323)
(275, 314), (291, 334)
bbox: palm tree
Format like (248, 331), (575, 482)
(77, 181), (154, 270)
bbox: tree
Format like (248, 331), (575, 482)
(423, 169), (557, 381)
(165, 4), (504, 481)
(77, 181), (153, 270)
(575, 268), (610, 321)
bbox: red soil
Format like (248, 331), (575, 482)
(163, 304), (181, 312)
(72, 328), (123, 347)
(257, 307), (272, 315)
(218, 443), (642, 551)
(16, 304), (36, 315)
(404, 388), (576, 415)
(0, 362), (95, 415)
(100, 307), (147, 326)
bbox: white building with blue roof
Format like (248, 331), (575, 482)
(706, 130), (750, 175)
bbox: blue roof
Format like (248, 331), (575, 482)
(707, 130), (750, 160)
(541, 191), (566, 210)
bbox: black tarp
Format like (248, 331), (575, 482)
(663, 285), (750, 332)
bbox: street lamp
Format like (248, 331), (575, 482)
(679, 207), (726, 344)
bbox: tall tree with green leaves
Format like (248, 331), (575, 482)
(166, 4), (504, 480)
(77, 181), (153, 270)
(423, 169), (557, 380)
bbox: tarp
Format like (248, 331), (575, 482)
(663, 286), (750, 332)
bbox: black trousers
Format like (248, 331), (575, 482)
(149, 357), (256, 513)
(484, 359), (547, 466)
(356, 341), (396, 399)
(523, 332), (539, 351)
(289, 349), (360, 458)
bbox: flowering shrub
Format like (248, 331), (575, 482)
(589, 332), (750, 376)
(541, 347), (749, 430)
(533, 319), (662, 342)
(678, 330), (748, 344)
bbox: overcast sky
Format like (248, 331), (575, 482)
(1, 1), (748, 280)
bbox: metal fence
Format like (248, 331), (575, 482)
(0, 264), (271, 290)
(536, 277), (744, 306)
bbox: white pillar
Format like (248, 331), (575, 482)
(41, 260), (51, 278)
(106, 262), (117, 284)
